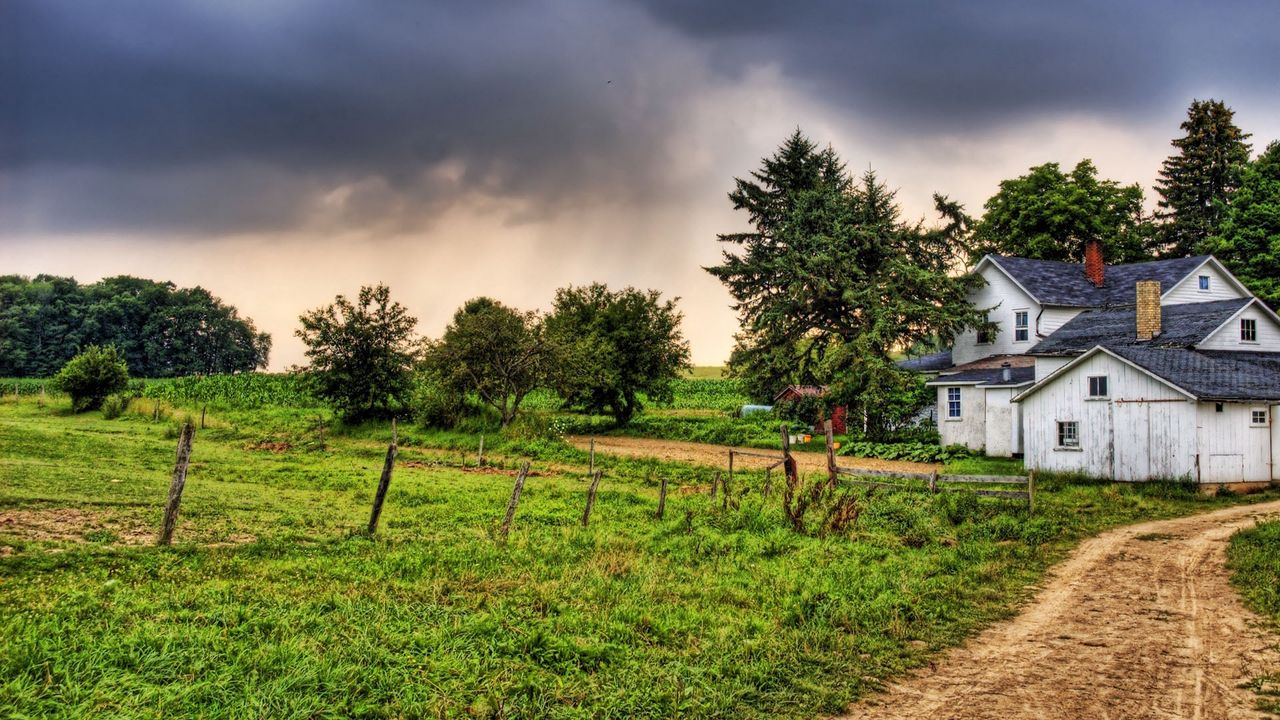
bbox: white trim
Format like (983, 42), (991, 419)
(1195, 298), (1280, 349)
(1162, 257), (1252, 302)
(1012, 345), (1198, 402)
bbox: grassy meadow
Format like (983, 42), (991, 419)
(1228, 520), (1280, 713)
(3, 381), (1278, 719)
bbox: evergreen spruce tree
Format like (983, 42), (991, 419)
(1154, 99), (1252, 257)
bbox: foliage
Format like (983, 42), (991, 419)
(1227, 519), (1280, 713)
(664, 377), (750, 412)
(425, 297), (553, 428)
(707, 130), (986, 439)
(839, 440), (974, 464)
(49, 345), (130, 412)
(1154, 98), (1252, 257)
(1, 396), (1277, 719)
(99, 394), (127, 420)
(1204, 141), (1280, 307)
(296, 284), (418, 422)
(546, 283), (691, 425)
(0, 274), (270, 378)
(969, 159), (1155, 264)
(144, 373), (317, 408)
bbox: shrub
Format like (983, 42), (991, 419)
(100, 394), (127, 420)
(838, 440), (974, 464)
(50, 345), (129, 412)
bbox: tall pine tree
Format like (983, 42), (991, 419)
(707, 130), (986, 439)
(1154, 99), (1251, 257)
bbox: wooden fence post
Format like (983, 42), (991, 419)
(499, 462), (531, 541)
(582, 470), (603, 527)
(477, 435), (485, 466)
(656, 476), (668, 520)
(589, 437), (596, 475)
(710, 470), (720, 498)
(928, 469), (938, 494)
(367, 435), (398, 535)
(727, 451), (734, 490)
(1027, 470), (1036, 514)
(200, 404), (207, 430)
(824, 420), (837, 489)
(158, 422), (195, 546)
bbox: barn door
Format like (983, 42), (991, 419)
(1112, 402), (1150, 481)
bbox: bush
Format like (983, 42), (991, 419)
(838, 440), (973, 464)
(100, 394), (127, 420)
(50, 345), (129, 412)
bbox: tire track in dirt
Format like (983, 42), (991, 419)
(838, 499), (1280, 720)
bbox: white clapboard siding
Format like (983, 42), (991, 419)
(983, 387), (1022, 457)
(1020, 352), (1195, 480)
(1197, 402), (1274, 483)
(1197, 305), (1280, 352)
(952, 264), (1040, 365)
(1034, 356), (1071, 381)
(1273, 405), (1279, 481)
(1163, 261), (1248, 304)
(1038, 307), (1085, 336)
(937, 384), (987, 451)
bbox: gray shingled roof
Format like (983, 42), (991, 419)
(1107, 346), (1280, 401)
(989, 255), (1211, 307)
(1027, 298), (1251, 355)
(897, 350), (953, 372)
(926, 365), (1035, 387)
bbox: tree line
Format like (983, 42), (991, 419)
(0, 275), (270, 378)
(709, 98), (1280, 439)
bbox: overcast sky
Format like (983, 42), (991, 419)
(4, 0), (1279, 369)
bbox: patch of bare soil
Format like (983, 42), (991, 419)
(0, 507), (256, 547)
(399, 460), (554, 477)
(838, 499), (1280, 720)
(246, 440), (293, 453)
(566, 435), (939, 475)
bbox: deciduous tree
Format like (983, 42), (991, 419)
(1204, 141), (1280, 307)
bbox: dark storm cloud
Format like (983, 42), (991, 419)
(631, 0), (1280, 131)
(3, 0), (1278, 236)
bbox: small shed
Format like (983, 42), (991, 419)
(772, 385), (847, 435)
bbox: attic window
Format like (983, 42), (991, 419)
(1087, 376), (1108, 398)
(1014, 311), (1029, 342)
(1241, 318), (1257, 342)
(1199, 275), (1210, 291)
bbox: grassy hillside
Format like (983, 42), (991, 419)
(1, 395), (1274, 718)
(1228, 520), (1280, 713)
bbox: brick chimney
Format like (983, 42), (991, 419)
(1084, 239), (1105, 287)
(1135, 280), (1162, 340)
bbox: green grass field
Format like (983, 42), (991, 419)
(1228, 520), (1280, 713)
(3, 392), (1277, 718)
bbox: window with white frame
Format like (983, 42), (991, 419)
(1014, 310), (1029, 342)
(1241, 318), (1257, 342)
(1057, 421), (1079, 448)
(1087, 376), (1108, 398)
(1199, 275), (1210, 290)
(1252, 409), (1269, 426)
(947, 387), (961, 418)
(977, 326), (994, 344)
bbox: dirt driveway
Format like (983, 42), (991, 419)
(839, 499), (1280, 720)
(565, 435), (938, 475)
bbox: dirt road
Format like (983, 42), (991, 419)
(565, 435), (938, 475)
(840, 499), (1280, 720)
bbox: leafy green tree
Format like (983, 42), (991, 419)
(970, 160), (1154, 263)
(708, 130), (987, 440)
(1155, 99), (1252, 257)
(545, 283), (690, 425)
(1204, 141), (1280, 307)
(51, 344), (130, 412)
(425, 298), (551, 428)
(296, 284), (418, 421)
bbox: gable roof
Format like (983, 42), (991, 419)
(1027, 298), (1253, 355)
(897, 350), (953, 372)
(983, 254), (1212, 307)
(772, 385), (827, 402)
(1014, 344), (1280, 403)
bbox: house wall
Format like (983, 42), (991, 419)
(952, 265), (1040, 365)
(1034, 356), (1072, 381)
(937, 385), (986, 451)
(1273, 405), (1279, 481)
(983, 387), (1022, 457)
(1038, 307), (1085, 337)
(1019, 353), (1196, 480)
(1196, 402), (1274, 483)
(1163, 262), (1247, 304)
(1197, 305), (1280, 352)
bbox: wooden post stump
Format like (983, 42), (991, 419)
(498, 462), (530, 541)
(158, 422), (195, 546)
(1027, 470), (1036, 514)
(656, 476), (668, 520)
(582, 470), (603, 527)
(477, 435), (485, 467)
(200, 405), (207, 430)
(367, 437), (398, 535)
(589, 437), (596, 475)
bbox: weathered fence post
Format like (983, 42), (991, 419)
(710, 470), (720, 498)
(317, 415), (325, 448)
(588, 437), (596, 475)
(727, 450), (734, 490)
(823, 421), (837, 489)
(477, 435), (485, 466)
(1027, 470), (1036, 514)
(656, 476), (668, 520)
(498, 462), (531, 542)
(721, 464), (731, 508)
(928, 469), (938, 494)
(582, 470), (603, 527)
(367, 432), (399, 535)
(158, 422), (195, 546)
(200, 404), (207, 430)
